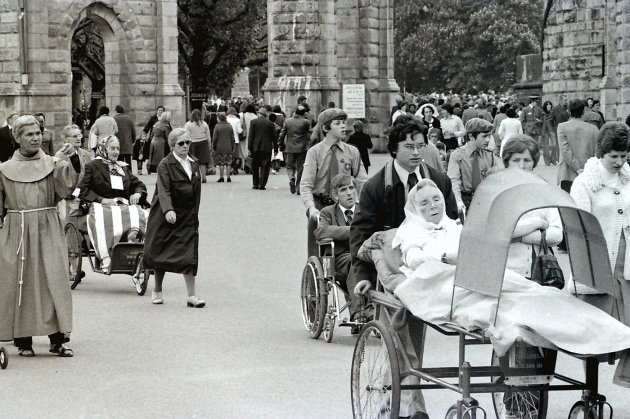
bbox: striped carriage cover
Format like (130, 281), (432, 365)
(87, 203), (149, 262)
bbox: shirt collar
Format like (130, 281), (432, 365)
(173, 153), (194, 165)
(393, 159), (421, 186)
(338, 203), (355, 214)
(462, 141), (481, 157)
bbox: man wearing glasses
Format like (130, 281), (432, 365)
(349, 116), (457, 418)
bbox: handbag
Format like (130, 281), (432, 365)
(530, 230), (565, 289)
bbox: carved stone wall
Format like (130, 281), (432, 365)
(263, 0), (398, 143)
(0, 0), (183, 138)
(543, 0), (630, 121)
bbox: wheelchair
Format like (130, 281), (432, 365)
(300, 237), (366, 343)
(0, 346), (7, 369)
(64, 211), (151, 296)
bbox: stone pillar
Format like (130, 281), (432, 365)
(231, 67), (251, 99)
(599, 0), (619, 121)
(155, 0), (184, 125)
(263, 0), (340, 117)
(614, 1), (630, 121)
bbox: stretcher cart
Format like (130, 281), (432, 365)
(351, 170), (621, 419)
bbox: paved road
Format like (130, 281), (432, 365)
(1, 154), (628, 418)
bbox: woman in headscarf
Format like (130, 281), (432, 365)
(414, 103), (441, 131)
(78, 135), (148, 272)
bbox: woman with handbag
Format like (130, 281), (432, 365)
(571, 122), (630, 387)
(502, 135), (563, 281)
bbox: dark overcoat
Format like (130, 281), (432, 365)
(144, 153), (201, 275)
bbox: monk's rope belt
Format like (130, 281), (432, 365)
(7, 207), (58, 305)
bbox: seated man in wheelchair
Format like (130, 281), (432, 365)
(78, 135), (149, 272)
(313, 173), (356, 296)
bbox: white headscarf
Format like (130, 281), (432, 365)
(392, 179), (462, 260)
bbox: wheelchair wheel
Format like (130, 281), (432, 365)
(0, 347), (7, 369)
(133, 256), (151, 296)
(351, 321), (400, 418)
(445, 404), (474, 419)
(491, 351), (548, 419)
(300, 256), (327, 339)
(64, 223), (83, 290)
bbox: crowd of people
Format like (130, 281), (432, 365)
(2, 89), (630, 417)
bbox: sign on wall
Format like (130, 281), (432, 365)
(342, 84), (366, 119)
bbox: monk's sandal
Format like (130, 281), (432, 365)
(49, 343), (73, 357)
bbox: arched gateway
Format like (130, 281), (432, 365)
(0, 0), (183, 140)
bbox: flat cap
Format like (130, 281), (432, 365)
(257, 107), (269, 117)
(465, 117), (494, 134)
(318, 108), (347, 127)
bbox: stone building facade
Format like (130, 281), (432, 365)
(543, 0), (629, 121)
(263, 0), (398, 143)
(0, 0), (183, 139)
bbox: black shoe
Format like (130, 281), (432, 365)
(252, 186), (259, 190)
(227, 177), (231, 183)
(259, 186), (266, 190)
(217, 177), (224, 183)
(289, 178), (296, 194)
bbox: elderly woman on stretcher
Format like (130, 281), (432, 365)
(356, 178), (630, 386)
(78, 135), (149, 273)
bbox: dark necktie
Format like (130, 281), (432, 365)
(407, 172), (418, 190)
(344, 209), (353, 225)
(327, 145), (339, 193)
(471, 150), (482, 190)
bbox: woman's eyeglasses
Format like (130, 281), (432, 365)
(176, 140), (191, 146)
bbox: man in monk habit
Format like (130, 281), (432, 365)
(0, 115), (82, 357)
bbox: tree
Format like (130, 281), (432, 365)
(395, 0), (543, 94)
(177, 0), (266, 96)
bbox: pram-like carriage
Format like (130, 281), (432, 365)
(63, 199), (151, 295)
(351, 170), (626, 419)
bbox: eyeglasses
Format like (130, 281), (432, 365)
(402, 144), (426, 152)
(176, 140), (191, 146)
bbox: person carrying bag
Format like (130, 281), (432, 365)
(531, 230), (565, 289)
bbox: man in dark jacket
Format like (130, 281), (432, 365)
(113, 105), (136, 169)
(0, 112), (18, 162)
(248, 108), (278, 190)
(347, 116), (456, 419)
(279, 105), (311, 194)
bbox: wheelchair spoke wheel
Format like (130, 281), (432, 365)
(351, 321), (400, 419)
(64, 223), (83, 289)
(0, 347), (7, 369)
(491, 351), (548, 419)
(300, 257), (327, 339)
(568, 401), (599, 419)
(133, 256), (151, 296)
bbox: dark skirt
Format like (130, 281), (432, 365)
(189, 141), (211, 165)
(214, 152), (233, 166)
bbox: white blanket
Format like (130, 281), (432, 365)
(360, 230), (630, 357)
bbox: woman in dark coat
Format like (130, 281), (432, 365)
(347, 120), (373, 173)
(212, 112), (235, 182)
(148, 111), (172, 174)
(144, 128), (205, 308)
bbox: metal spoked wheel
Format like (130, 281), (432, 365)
(351, 320), (401, 418)
(568, 401), (599, 419)
(491, 351), (548, 419)
(300, 256), (327, 339)
(64, 223), (83, 290)
(445, 404), (473, 419)
(133, 256), (151, 296)
(0, 347), (7, 369)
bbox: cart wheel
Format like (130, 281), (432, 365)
(351, 320), (401, 418)
(300, 256), (327, 339)
(491, 351), (548, 419)
(64, 223), (83, 289)
(0, 347), (7, 369)
(445, 404), (473, 419)
(323, 314), (335, 343)
(568, 401), (599, 419)
(133, 257), (151, 296)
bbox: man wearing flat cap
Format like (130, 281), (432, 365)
(300, 108), (367, 256)
(520, 96), (544, 143)
(448, 118), (502, 211)
(248, 107), (278, 190)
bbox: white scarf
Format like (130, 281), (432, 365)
(581, 157), (630, 192)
